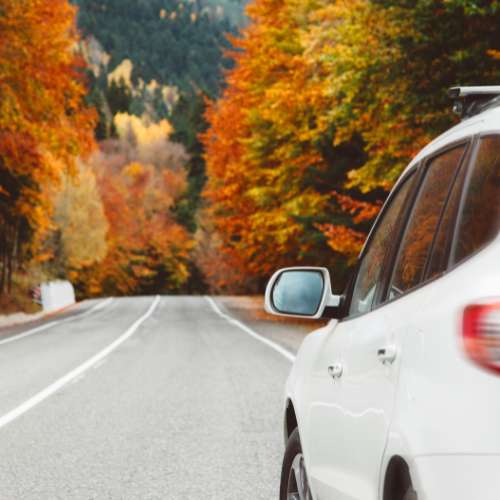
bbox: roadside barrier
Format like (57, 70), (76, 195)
(41, 281), (76, 312)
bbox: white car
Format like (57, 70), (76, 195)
(265, 87), (500, 500)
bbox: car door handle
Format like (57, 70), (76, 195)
(377, 345), (397, 364)
(328, 364), (343, 379)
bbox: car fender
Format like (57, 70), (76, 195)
(380, 429), (422, 500)
(284, 320), (338, 444)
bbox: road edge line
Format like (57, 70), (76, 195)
(0, 295), (160, 430)
(205, 296), (296, 363)
(0, 297), (114, 347)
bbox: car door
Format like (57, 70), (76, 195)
(336, 142), (469, 500)
(305, 171), (418, 500)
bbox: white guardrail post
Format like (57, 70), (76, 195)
(40, 281), (76, 313)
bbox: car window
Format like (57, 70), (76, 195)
(348, 173), (415, 316)
(426, 152), (469, 280)
(388, 145), (466, 299)
(453, 135), (500, 263)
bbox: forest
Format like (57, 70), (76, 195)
(1, 0), (500, 311)
(200, 0), (500, 292)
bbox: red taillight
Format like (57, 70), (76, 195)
(463, 301), (500, 374)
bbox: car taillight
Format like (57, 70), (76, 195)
(463, 301), (500, 374)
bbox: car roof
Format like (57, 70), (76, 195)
(402, 104), (500, 175)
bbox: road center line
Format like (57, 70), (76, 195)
(0, 295), (160, 430)
(0, 297), (114, 347)
(205, 296), (296, 363)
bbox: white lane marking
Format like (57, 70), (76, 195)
(0, 297), (114, 347)
(69, 373), (86, 386)
(205, 296), (296, 363)
(0, 295), (160, 430)
(92, 358), (107, 370)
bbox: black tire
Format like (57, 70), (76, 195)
(280, 432), (417, 500)
(279, 428), (312, 500)
(384, 457), (418, 500)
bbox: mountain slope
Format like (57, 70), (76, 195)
(75, 0), (243, 96)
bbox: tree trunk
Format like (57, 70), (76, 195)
(1, 224), (15, 295)
(6, 246), (12, 294)
(12, 218), (19, 270)
(0, 249), (6, 295)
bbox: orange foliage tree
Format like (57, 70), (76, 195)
(0, 0), (96, 293)
(80, 118), (193, 297)
(201, 0), (378, 292)
(202, 0), (500, 293)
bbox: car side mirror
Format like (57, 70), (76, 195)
(264, 267), (342, 319)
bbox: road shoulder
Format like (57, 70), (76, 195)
(212, 295), (325, 355)
(0, 299), (103, 341)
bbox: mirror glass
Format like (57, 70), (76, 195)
(272, 270), (324, 316)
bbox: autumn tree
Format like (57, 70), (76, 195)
(0, 0), (96, 294)
(46, 162), (108, 281)
(305, 0), (500, 191)
(201, 0), (377, 292)
(81, 114), (193, 296)
(202, 0), (500, 293)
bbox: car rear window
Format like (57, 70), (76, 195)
(426, 153), (469, 280)
(453, 135), (500, 263)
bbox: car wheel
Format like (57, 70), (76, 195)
(280, 428), (313, 500)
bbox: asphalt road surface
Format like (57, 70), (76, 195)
(0, 296), (304, 500)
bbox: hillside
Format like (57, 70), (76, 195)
(74, 0), (243, 97)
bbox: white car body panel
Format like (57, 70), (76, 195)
(284, 106), (500, 500)
(413, 455), (500, 500)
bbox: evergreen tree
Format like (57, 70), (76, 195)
(106, 77), (132, 115)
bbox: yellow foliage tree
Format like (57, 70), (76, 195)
(52, 163), (108, 275)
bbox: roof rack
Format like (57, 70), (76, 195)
(449, 86), (500, 120)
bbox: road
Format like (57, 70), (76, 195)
(0, 296), (304, 500)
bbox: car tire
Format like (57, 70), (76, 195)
(279, 428), (313, 500)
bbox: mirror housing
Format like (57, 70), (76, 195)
(264, 267), (342, 320)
